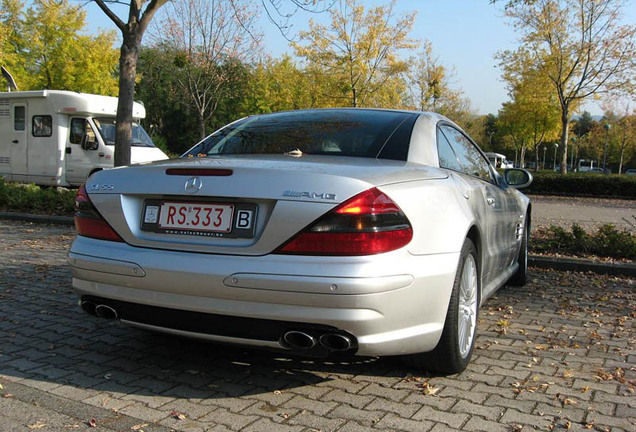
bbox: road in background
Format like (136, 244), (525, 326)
(530, 195), (635, 233)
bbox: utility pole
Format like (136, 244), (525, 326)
(602, 124), (611, 174)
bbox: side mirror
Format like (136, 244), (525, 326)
(81, 134), (99, 151)
(504, 168), (533, 189)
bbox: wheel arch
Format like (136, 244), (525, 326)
(465, 224), (483, 297)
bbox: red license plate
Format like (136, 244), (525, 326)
(158, 202), (234, 232)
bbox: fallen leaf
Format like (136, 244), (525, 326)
(131, 423), (149, 430)
(86, 419), (97, 428)
(170, 411), (187, 420)
(27, 422), (46, 430)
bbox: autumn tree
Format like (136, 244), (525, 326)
(614, 113), (636, 173)
(498, 49), (560, 169)
(245, 55), (315, 114)
(149, 0), (261, 140)
(498, 0), (636, 174)
(594, 109), (636, 173)
(293, 0), (417, 108)
(0, 0), (26, 88)
(94, 0), (332, 165)
(0, 0), (118, 93)
(409, 40), (474, 125)
(91, 0), (168, 166)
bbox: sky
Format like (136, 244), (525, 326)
(82, 0), (635, 116)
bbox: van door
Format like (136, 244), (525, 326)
(10, 103), (28, 178)
(65, 117), (103, 185)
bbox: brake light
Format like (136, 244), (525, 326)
(275, 188), (412, 256)
(74, 184), (123, 242)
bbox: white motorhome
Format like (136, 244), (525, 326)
(0, 90), (168, 187)
(485, 152), (514, 169)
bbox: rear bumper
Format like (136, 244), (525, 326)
(68, 236), (460, 357)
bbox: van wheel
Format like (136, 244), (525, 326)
(87, 169), (102, 180)
(403, 239), (479, 374)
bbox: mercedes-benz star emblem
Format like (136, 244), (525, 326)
(184, 177), (203, 194)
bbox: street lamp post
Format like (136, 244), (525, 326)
(603, 124), (611, 174)
(553, 143), (558, 171)
(543, 145), (547, 169)
(570, 137), (575, 170)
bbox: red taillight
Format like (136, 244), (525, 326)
(74, 184), (124, 242)
(275, 188), (412, 256)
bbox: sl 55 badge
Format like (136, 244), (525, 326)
(87, 184), (114, 191)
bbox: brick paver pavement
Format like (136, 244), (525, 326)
(0, 220), (634, 431)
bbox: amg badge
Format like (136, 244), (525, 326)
(283, 190), (336, 200)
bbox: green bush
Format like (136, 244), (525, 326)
(0, 178), (75, 216)
(523, 171), (636, 198)
(531, 223), (636, 260)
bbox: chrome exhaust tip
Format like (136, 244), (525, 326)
(319, 333), (352, 351)
(282, 331), (317, 349)
(80, 300), (97, 316)
(95, 304), (118, 320)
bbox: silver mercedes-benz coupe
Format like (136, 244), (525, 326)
(68, 108), (532, 374)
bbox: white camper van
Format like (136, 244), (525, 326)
(485, 152), (514, 169)
(0, 90), (168, 187)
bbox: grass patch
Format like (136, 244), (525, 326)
(0, 178), (75, 216)
(531, 223), (636, 261)
(524, 171), (636, 199)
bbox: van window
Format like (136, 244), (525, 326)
(70, 118), (96, 145)
(93, 117), (156, 147)
(14, 106), (25, 131)
(32, 115), (52, 137)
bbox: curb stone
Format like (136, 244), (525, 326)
(529, 255), (635, 277)
(1, 211), (634, 278)
(0, 211), (75, 226)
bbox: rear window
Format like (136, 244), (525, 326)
(183, 110), (416, 161)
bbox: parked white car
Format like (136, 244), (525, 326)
(68, 109), (532, 374)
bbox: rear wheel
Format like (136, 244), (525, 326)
(403, 239), (479, 374)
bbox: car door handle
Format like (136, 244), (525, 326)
(486, 197), (496, 207)
(98, 152), (105, 157)
(12, 139), (19, 144)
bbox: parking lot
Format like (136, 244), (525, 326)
(0, 219), (634, 432)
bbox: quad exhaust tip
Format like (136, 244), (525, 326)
(81, 301), (118, 320)
(283, 331), (317, 349)
(319, 333), (352, 351)
(95, 304), (118, 319)
(283, 330), (353, 351)
(80, 300), (97, 316)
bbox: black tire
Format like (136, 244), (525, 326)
(403, 239), (480, 374)
(508, 217), (529, 286)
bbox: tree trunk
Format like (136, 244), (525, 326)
(520, 145), (526, 168)
(198, 111), (206, 141)
(114, 31), (141, 167)
(559, 111), (569, 175)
